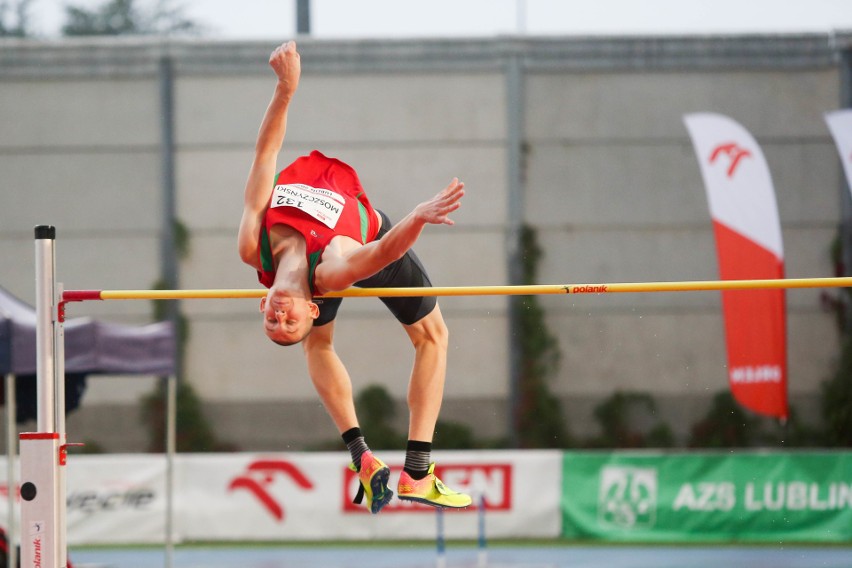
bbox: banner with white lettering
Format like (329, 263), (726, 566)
(0, 450), (561, 545)
(2, 451), (850, 544)
(562, 452), (852, 542)
(825, 110), (852, 198)
(684, 113), (788, 419)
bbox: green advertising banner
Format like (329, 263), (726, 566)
(562, 451), (852, 542)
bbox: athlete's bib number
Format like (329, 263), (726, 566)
(271, 184), (345, 229)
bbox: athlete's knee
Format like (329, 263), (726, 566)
(407, 309), (449, 351)
(303, 322), (334, 354)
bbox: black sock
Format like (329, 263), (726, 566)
(403, 440), (432, 480)
(342, 427), (370, 471)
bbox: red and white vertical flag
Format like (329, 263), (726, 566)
(684, 113), (788, 419)
(825, 110), (852, 196)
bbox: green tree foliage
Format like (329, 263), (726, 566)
(818, 232), (852, 446)
(355, 385), (406, 450)
(688, 393), (827, 448)
(0, 0), (31, 37)
(821, 335), (852, 446)
(589, 390), (674, 448)
(433, 419), (477, 449)
(62, 0), (199, 36)
(757, 407), (824, 448)
(140, 377), (236, 452)
(142, 217), (204, 450)
(152, 219), (191, 343)
(514, 225), (572, 448)
(350, 384), (483, 451)
(688, 391), (758, 448)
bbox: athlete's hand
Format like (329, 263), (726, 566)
(269, 40), (301, 96)
(413, 178), (465, 226)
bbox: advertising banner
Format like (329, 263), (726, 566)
(562, 452), (852, 542)
(66, 455), (168, 544)
(0, 450), (561, 544)
(684, 113), (788, 420)
(176, 450), (560, 542)
(825, 109), (852, 197)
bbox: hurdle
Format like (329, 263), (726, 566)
(434, 494), (487, 568)
(436, 506), (446, 568)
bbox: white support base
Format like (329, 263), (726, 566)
(20, 433), (63, 568)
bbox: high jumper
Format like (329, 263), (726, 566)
(236, 40), (471, 512)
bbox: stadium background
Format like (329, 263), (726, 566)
(0, 33), (849, 452)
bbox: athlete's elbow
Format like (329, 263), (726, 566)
(238, 242), (257, 267)
(320, 277), (353, 294)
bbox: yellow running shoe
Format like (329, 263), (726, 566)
(350, 450), (393, 514)
(397, 463), (472, 508)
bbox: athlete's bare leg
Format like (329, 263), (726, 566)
(402, 304), (449, 442)
(302, 321), (359, 433)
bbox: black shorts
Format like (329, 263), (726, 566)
(314, 210), (437, 326)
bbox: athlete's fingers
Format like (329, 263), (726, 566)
(440, 188), (464, 207)
(445, 178), (463, 194)
(437, 201), (462, 225)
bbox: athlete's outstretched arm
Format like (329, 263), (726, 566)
(314, 178), (465, 292)
(238, 40), (301, 269)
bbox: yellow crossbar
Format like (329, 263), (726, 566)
(63, 276), (852, 301)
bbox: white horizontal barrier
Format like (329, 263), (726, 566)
(0, 451), (561, 545)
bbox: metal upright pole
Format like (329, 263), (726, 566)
(505, 46), (526, 447)
(54, 282), (67, 568)
(165, 374), (176, 568)
(158, 55), (180, 344)
(20, 225), (62, 568)
(5, 373), (17, 568)
(159, 54), (179, 568)
(54, 285), (65, 439)
(34, 227), (56, 435)
(839, 48), (852, 332)
(296, 0), (311, 35)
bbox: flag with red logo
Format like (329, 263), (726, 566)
(684, 113), (787, 419)
(825, 110), (852, 197)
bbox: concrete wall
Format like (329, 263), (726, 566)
(526, 65), (843, 437)
(0, 35), (849, 451)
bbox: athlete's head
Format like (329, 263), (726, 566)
(260, 289), (319, 346)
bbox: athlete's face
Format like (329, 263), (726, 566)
(260, 290), (319, 345)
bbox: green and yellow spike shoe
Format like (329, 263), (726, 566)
(397, 462), (472, 508)
(350, 450), (393, 514)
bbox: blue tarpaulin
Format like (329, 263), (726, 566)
(0, 285), (175, 376)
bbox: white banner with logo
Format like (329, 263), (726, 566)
(0, 450), (561, 545)
(825, 109), (852, 197)
(683, 112), (788, 420)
